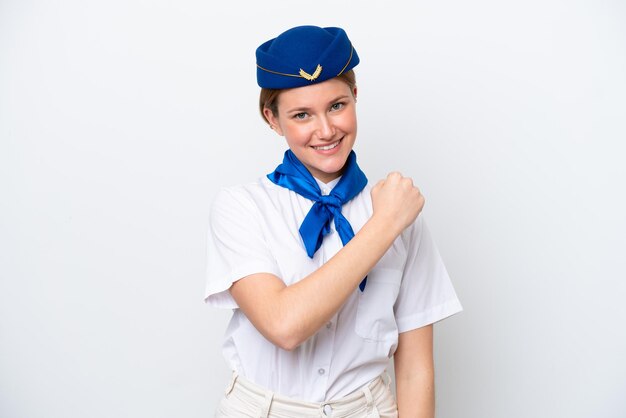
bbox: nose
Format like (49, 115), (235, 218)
(315, 115), (335, 141)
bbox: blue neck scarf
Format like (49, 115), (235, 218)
(267, 150), (369, 291)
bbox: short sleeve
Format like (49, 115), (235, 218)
(394, 216), (463, 332)
(204, 188), (281, 309)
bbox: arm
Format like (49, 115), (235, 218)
(229, 172), (424, 350)
(394, 325), (435, 418)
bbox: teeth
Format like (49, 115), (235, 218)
(313, 140), (340, 151)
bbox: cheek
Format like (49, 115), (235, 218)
(283, 123), (313, 143)
(337, 112), (357, 132)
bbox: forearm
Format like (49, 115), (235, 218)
(267, 214), (401, 349)
(395, 372), (435, 418)
(394, 325), (435, 417)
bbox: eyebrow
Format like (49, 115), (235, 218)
(285, 94), (351, 114)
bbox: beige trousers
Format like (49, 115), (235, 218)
(215, 372), (398, 418)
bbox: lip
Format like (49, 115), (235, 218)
(310, 137), (343, 154)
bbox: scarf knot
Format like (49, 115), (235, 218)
(319, 195), (342, 208)
(267, 150), (369, 291)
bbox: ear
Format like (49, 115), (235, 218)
(352, 86), (358, 102)
(263, 108), (284, 136)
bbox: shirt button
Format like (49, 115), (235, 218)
(326, 322), (332, 329)
(318, 368), (325, 375)
(322, 188), (329, 195)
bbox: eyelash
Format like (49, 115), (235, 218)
(292, 102), (346, 120)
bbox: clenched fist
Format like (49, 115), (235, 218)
(371, 172), (425, 235)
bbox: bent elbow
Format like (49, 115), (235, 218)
(275, 338), (300, 352)
(267, 322), (305, 351)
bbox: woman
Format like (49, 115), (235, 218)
(205, 25), (462, 418)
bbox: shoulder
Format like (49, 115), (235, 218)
(210, 179), (263, 217)
(211, 177), (290, 218)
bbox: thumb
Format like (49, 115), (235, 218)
(371, 180), (384, 196)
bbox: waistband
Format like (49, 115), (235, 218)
(223, 372), (393, 417)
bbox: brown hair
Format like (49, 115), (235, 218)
(259, 70), (357, 125)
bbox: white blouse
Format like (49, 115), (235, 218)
(205, 176), (462, 402)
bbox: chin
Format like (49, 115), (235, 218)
(317, 162), (349, 179)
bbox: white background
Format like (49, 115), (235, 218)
(1, 1), (625, 417)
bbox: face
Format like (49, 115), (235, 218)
(264, 78), (357, 183)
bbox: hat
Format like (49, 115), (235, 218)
(256, 25), (360, 89)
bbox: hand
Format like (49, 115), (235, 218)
(370, 172), (425, 234)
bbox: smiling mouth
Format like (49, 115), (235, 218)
(311, 138), (342, 151)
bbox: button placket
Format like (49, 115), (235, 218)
(313, 218), (341, 401)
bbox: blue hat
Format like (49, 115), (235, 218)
(256, 25), (359, 89)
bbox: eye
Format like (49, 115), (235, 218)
(330, 102), (345, 111)
(293, 112), (308, 120)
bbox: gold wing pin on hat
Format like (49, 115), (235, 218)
(299, 64), (323, 81)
